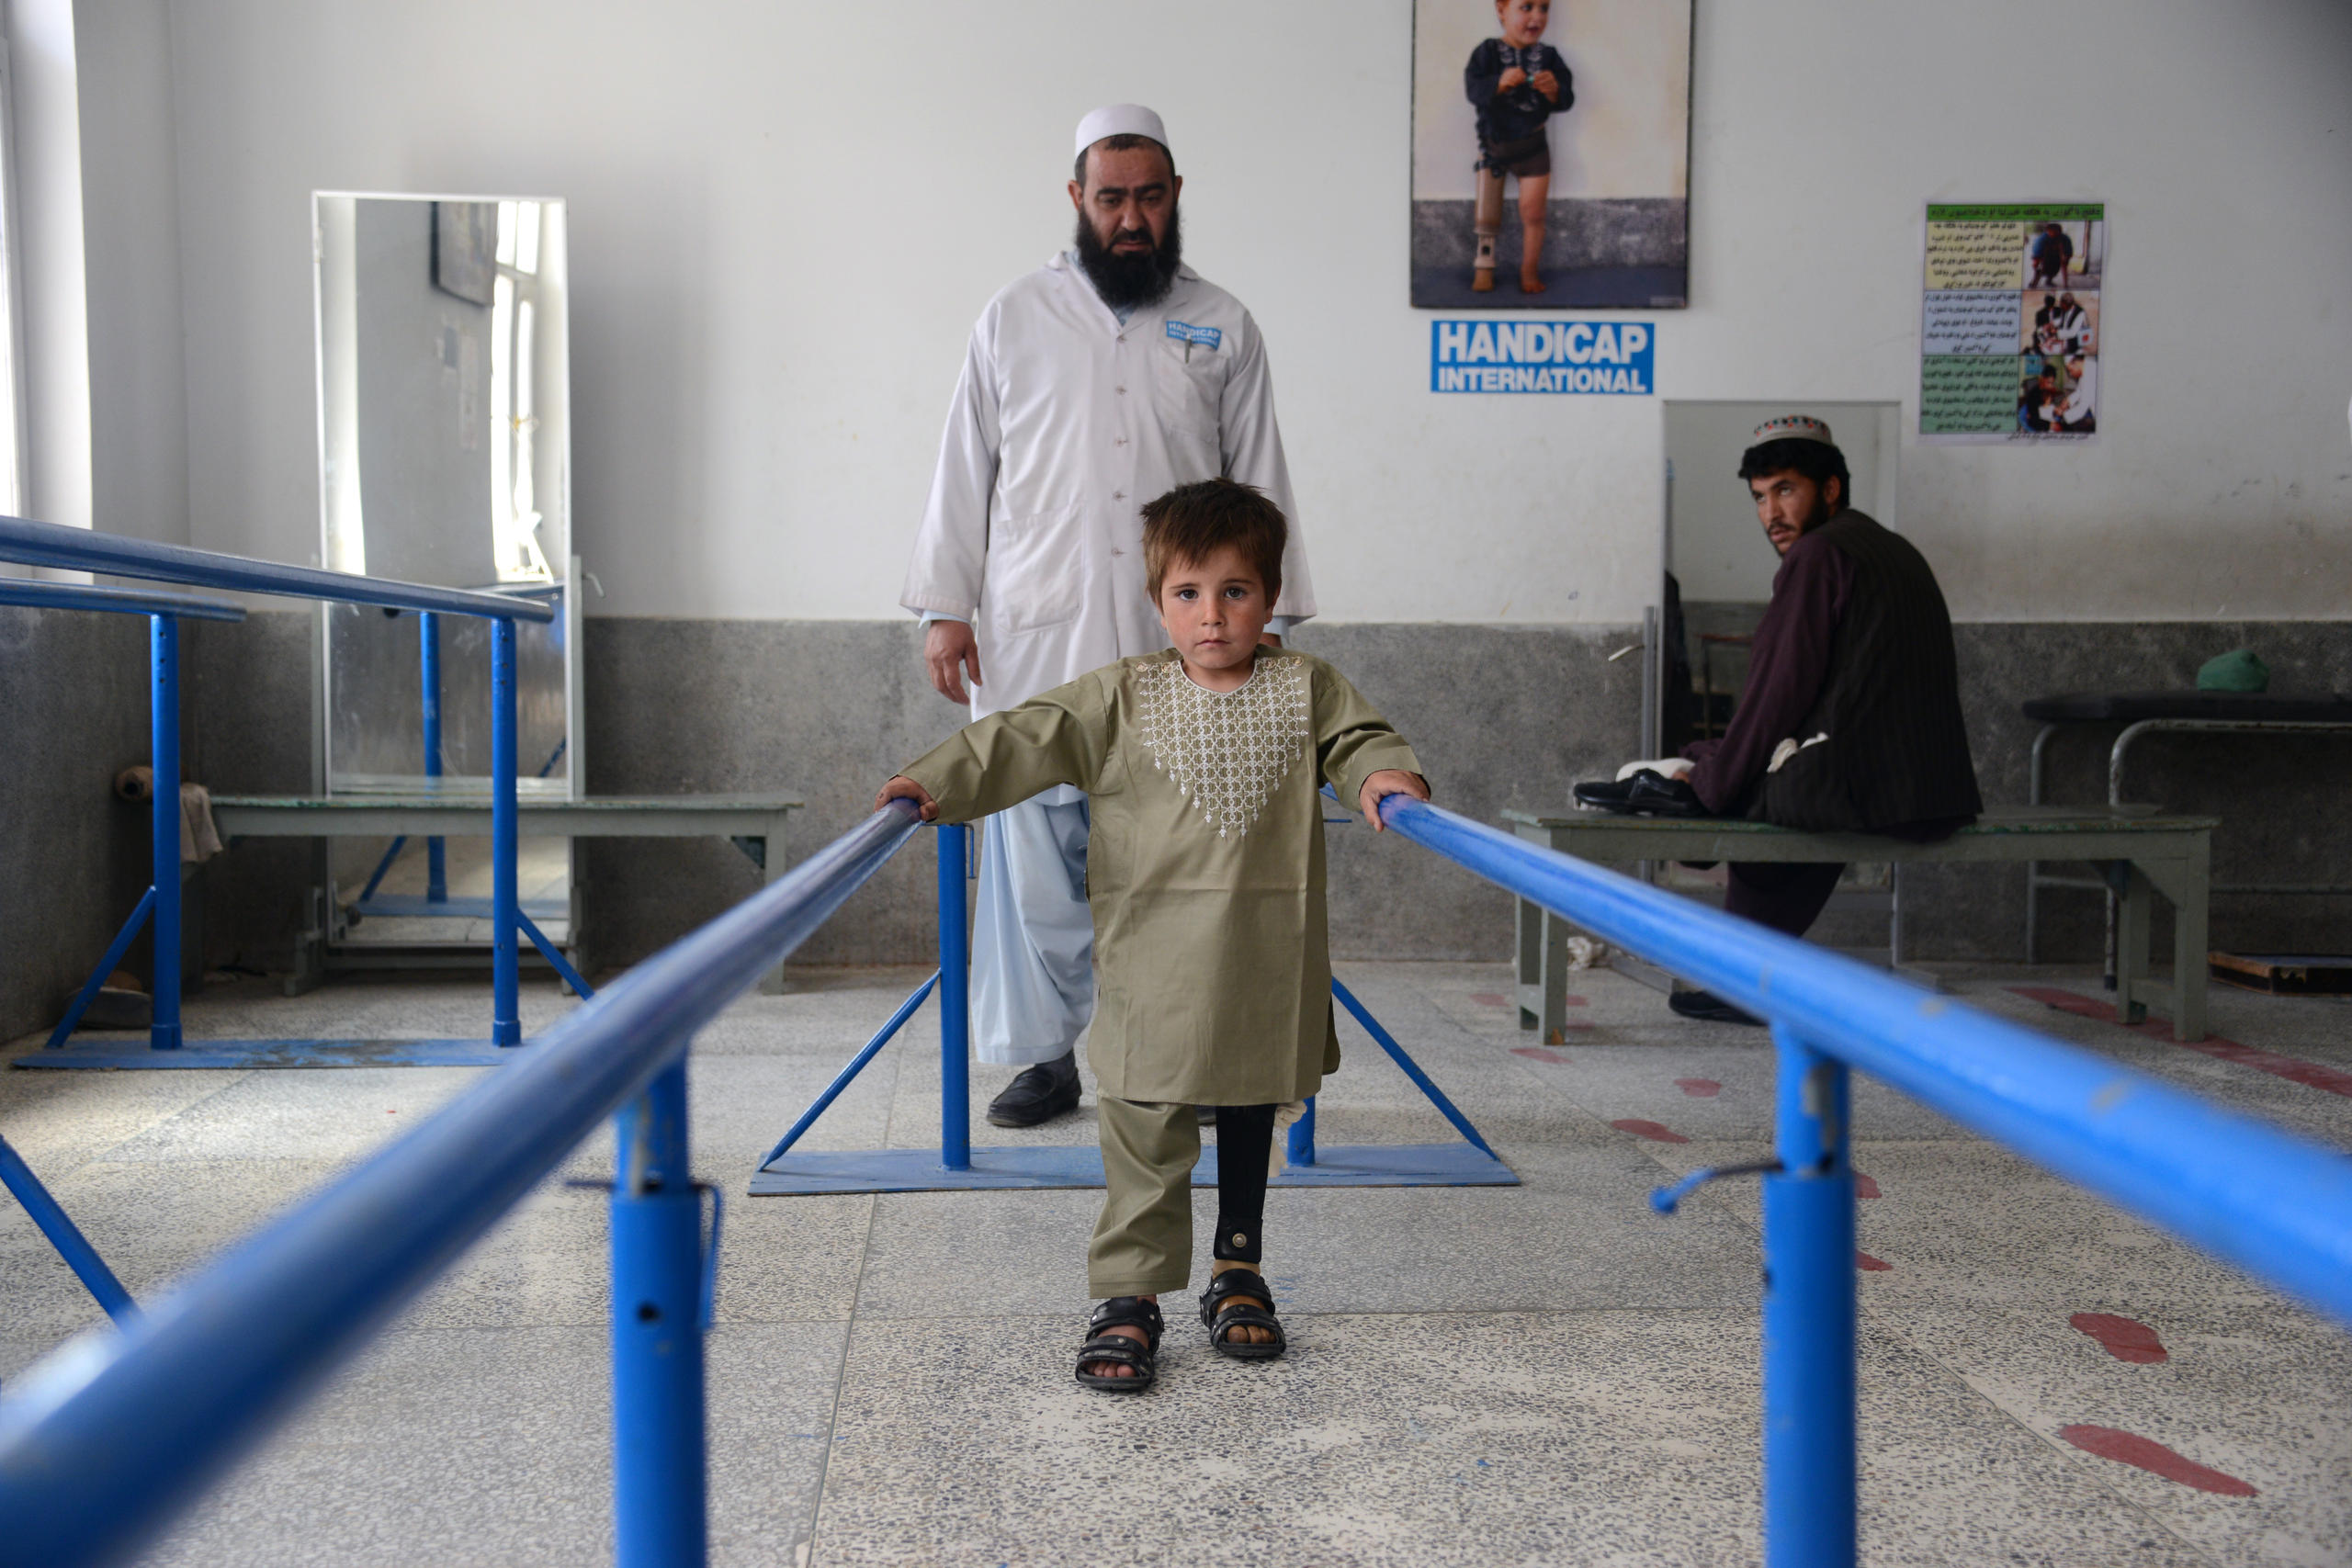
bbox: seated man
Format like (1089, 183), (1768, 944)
(1578, 414), (1982, 1022)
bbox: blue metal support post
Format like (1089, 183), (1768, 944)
(44, 888), (157, 1049)
(609, 1057), (707, 1566)
(0, 1134), (137, 1323)
(938, 822), (971, 1170)
(1760, 1021), (1857, 1567)
(418, 610), (447, 903)
(149, 615), (181, 1050)
(491, 617), (520, 1046)
(1286, 1097), (1317, 1168)
(758, 972), (940, 1167)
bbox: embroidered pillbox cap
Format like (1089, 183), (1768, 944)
(1074, 103), (1170, 157)
(1752, 414), (1835, 447)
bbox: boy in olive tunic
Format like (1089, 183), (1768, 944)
(877, 479), (1428, 1390)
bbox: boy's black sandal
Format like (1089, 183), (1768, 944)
(1198, 1268), (1286, 1360)
(1075, 1296), (1163, 1392)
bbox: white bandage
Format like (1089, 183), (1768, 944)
(1766, 733), (1829, 773)
(1267, 1100), (1307, 1178)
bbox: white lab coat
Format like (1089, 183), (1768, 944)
(901, 253), (1316, 726)
(2061, 359), (2098, 427)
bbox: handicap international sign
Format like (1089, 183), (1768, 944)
(1429, 319), (1655, 394)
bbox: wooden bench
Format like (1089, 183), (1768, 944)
(1499, 805), (2215, 1042)
(209, 791), (802, 991)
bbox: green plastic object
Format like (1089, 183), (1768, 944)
(2196, 648), (2269, 693)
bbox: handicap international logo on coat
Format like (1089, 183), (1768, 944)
(1429, 320), (1654, 394)
(1166, 321), (1222, 350)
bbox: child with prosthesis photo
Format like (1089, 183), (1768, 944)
(1464, 0), (1574, 294)
(876, 479), (1430, 1391)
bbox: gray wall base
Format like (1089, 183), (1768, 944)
(12, 613), (2352, 1042)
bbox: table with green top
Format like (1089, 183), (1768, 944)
(1500, 806), (2214, 1043)
(210, 790), (802, 991)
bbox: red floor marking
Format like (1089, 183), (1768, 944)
(1855, 1250), (1892, 1271)
(2070, 1312), (2167, 1364)
(1675, 1077), (1722, 1098)
(1512, 1045), (1573, 1065)
(2008, 986), (2352, 1098)
(1852, 1172), (1881, 1199)
(1610, 1118), (1689, 1144)
(2059, 1426), (2256, 1495)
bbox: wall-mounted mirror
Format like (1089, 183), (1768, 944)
(312, 192), (578, 951)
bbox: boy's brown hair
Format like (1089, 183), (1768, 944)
(1139, 478), (1284, 605)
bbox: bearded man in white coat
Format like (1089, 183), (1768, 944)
(901, 104), (1317, 1127)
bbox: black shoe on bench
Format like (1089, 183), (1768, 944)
(1572, 770), (1709, 818)
(986, 1051), (1080, 1127)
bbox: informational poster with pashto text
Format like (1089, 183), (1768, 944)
(1919, 203), (2105, 443)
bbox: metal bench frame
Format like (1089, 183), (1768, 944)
(1503, 806), (2215, 1042)
(2026, 716), (2352, 981)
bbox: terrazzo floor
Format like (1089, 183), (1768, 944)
(3, 960), (2346, 1566)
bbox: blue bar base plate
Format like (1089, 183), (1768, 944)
(749, 1142), (1516, 1195)
(16, 1038), (533, 1069)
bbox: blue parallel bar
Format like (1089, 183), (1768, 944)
(1761, 1022), (1855, 1567)
(419, 611), (447, 903)
(937, 823), (971, 1171)
(491, 618), (520, 1047)
(611, 1058), (705, 1564)
(0, 1136), (136, 1325)
(1374, 795), (2352, 1328)
(0, 513), (551, 623)
(44, 887), (156, 1049)
(1330, 978), (1497, 1157)
(758, 971), (941, 1168)
(0, 801), (922, 1568)
(0, 580), (244, 622)
(1378, 795), (2352, 1567)
(149, 616), (180, 1051)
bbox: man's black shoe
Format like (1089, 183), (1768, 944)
(1668, 988), (1766, 1027)
(1572, 770), (1711, 818)
(986, 1051), (1081, 1127)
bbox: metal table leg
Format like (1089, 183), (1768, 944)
(2109, 862), (2151, 1027)
(2025, 722), (2057, 963)
(758, 812), (792, 995)
(2171, 835), (2211, 1042)
(1515, 891), (1542, 1031)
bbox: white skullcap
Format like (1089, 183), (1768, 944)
(1752, 413), (1836, 447)
(1074, 103), (1170, 157)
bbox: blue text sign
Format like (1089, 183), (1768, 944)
(1429, 319), (1655, 394)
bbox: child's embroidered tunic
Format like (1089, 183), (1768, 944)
(900, 648), (1421, 1105)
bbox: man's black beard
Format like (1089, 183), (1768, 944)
(1073, 204), (1182, 310)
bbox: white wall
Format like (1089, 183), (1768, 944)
(140, 0), (2352, 625)
(74, 0), (187, 547)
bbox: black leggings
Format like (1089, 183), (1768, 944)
(1210, 1103), (1279, 1265)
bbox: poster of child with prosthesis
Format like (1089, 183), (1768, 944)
(1410, 0), (1693, 310)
